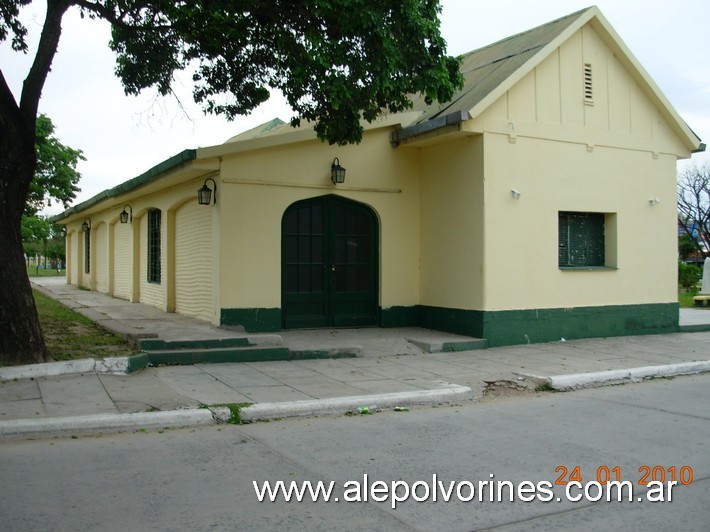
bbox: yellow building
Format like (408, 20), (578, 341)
(55, 7), (702, 347)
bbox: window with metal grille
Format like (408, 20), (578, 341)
(147, 209), (161, 283)
(584, 63), (594, 104)
(84, 229), (91, 274)
(559, 212), (605, 268)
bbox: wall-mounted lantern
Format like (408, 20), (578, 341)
(198, 177), (217, 205)
(331, 157), (346, 185)
(120, 205), (133, 224)
(81, 218), (91, 232)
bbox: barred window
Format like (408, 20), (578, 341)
(559, 212), (605, 268)
(147, 209), (161, 284)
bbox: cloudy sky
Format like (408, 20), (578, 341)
(2, 0), (709, 215)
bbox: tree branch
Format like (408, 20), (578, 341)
(20, 0), (72, 120)
(73, 0), (172, 35)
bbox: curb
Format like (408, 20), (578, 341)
(0, 357), (130, 381)
(0, 409), (217, 438)
(0, 386), (473, 438)
(517, 360), (710, 391)
(239, 384), (474, 422)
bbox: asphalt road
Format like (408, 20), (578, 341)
(1, 374), (708, 531)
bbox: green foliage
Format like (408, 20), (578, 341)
(210, 403), (254, 424)
(21, 214), (51, 245)
(678, 261), (702, 294)
(102, 0), (463, 145)
(678, 234), (699, 260)
(26, 114), (84, 216)
(0, 0), (31, 52)
(21, 214), (65, 265)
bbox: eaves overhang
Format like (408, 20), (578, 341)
(52, 149), (198, 223)
(390, 110), (472, 147)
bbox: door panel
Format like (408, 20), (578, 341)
(282, 196), (378, 328)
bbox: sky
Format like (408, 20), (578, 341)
(2, 0), (709, 215)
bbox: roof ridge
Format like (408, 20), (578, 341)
(457, 6), (593, 61)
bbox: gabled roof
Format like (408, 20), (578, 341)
(55, 6), (702, 222)
(224, 118), (286, 143)
(399, 5), (701, 151)
(410, 7), (589, 124)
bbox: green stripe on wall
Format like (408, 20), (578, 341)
(224, 303), (679, 347)
(416, 303), (678, 347)
(220, 308), (281, 332)
(480, 303), (679, 347)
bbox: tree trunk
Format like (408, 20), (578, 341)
(0, 120), (50, 365)
(0, 218), (49, 365)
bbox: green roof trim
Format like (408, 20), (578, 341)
(53, 149), (196, 222)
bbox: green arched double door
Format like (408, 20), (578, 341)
(282, 195), (379, 328)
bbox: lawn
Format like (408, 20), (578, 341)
(678, 291), (697, 308)
(33, 289), (138, 362)
(26, 266), (65, 277)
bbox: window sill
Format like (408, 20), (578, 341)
(559, 266), (617, 271)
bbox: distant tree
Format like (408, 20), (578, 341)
(26, 114), (84, 216)
(0, 1), (462, 365)
(677, 164), (710, 256)
(21, 215), (64, 270)
(678, 234), (697, 261)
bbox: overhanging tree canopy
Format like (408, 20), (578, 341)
(0, 0), (462, 364)
(27, 114), (84, 216)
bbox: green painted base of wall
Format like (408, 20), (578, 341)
(222, 303), (678, 347)
(418, 306), (485, 338)
(417, 303), (678, 347)
(380, 306), (420, 328)
(220, 308), (281, 332)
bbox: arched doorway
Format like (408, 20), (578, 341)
(282, 195), (379, 328)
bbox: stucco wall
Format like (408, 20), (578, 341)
(418, 136), (485, 310)
(482, 134), (677, 309)
(217, 127), (421, 313)
(474, 23), (687, 311)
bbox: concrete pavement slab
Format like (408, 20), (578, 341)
(237, 386), (316, 403)
(0, 400), (47, 421)
(338, 378), (429, 394)
(198, 364), (284, 388)
(38, 374), (118, 417)
(98, 373), (198, 413)
(0, 379), (40, 401)
(291, 381), (383, 399)
(158, 371), (252, 405)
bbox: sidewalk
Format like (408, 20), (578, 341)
(1, 277), (709, 437)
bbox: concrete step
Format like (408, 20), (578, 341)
(138, 334), (283, 352)
(146, 346), (292, 366)
(125, 343), (360, 373)
(406, 337), (488, 353)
